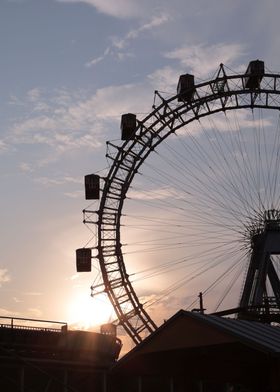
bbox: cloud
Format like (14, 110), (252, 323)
(34, 175), (82, 187)
(85, 47), (111, 68)
(27, 308), (42, 318)
(111, 13), (169, 49)
(88, 83), (152, 117)
(7, 41), (247, 168)
(9, 89), (50, 112)
(128, 186), (181, 201)
(23, 292), (43, 296)
(19, 162), (33, 172)
(139, 293), (188, 325)
(56, 0), (145, 19)
(8, 94), (25, 106)
(0, 308), (20, 317)
(148, 66), (179, 92)
(64, 190), (84, 198)
(26, 88), (41, 102)
(86, 54), (106, 67)
(86, 14), (169, 67)
(5, 83), (152, 170)
(70, 274), (80, 280)
(147, 42), (246, 94)
(13, 297), (23, 303)
(0, 269), (10, 287)
(9, 88), (105, 153)
(165, 42), (246, 79)
(0, 140), (8, 152)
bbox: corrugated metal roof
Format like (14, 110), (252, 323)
(114, 310), (280, 369)
(186, 311), (280, 354)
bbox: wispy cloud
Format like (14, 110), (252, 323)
(27, 308), (42, 318)
(139, 293), (187, 325)
(165, 42), (246, 79)
(19, 162), (34, 173)
(34, 175), (82, 187)
(128, 186), (180, 201)
(148, 66), (179, 92)
(26, 88), (41, 102)
(23, 292), (43, 296)
(6, 41), (247, 171)
(9, 88), (50, 112)
(13, 297), (23, 303)
(4, 83), (153, 172)
(70, 274), (80, 280)
(0, 269), (10, 287)
(86, 54), (107, 68)
(0, 308), (20, 317)
(56, 0), (145, 19)
(8, 90), (105, 153)
(147, 42), (246, 93)
(86, 14), (169, 67)
(85, 47), (111, 68)
(0, 140), (8, 152)
(112, 14), (169, 50)
(64, 190), (84, 198)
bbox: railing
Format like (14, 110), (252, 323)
(0, 316), (68, 333)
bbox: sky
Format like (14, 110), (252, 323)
(1, 0), (280, 346)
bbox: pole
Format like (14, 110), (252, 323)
(170, 376), (174, 392)
(199, 292), (204, 314)
(138, 376), (142, 392)
(103, 371), (107, 392)
(20, 366), (24, 392)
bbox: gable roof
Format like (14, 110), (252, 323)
(188, 311), (280, 354)
(114, 310), (280, 370)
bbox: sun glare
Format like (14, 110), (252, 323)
(67, 292), (116, 330)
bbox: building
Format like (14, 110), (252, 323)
(112, 310), (280, 392)
(0, 316), (122, 391)
(2, 312), (280, 391)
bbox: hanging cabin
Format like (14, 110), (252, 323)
(84, 174), (100, 200)
(121, 113), (137, 140)
(244, 60), (264, 89)
(177, 74), (196, 102)
(76, 248), (91, 272)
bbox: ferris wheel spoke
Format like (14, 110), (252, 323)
(131, 178), (247, 230)
(268, 113), (280, 207)
(186, 254), (246, 311)
(140, 149), (258, 225)
(153, 139), (251, 216)
(131, 241), (242, 288)
(177, 124), (254, 214)
(204, 115), (258, 213)
(126, 192), (247, 236)
(214, 263), (245, 312)
(143, 244), (243, 309)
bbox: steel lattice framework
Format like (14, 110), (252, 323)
(84, 65), (280, 344)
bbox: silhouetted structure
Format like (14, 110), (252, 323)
(0, 316), (121, 391)
(112, 310), (280, 392)
(238, 210), (280, 322)
(77, 60), (280, 344)
(2, 312), (280, 391)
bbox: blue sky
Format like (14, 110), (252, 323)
(1, 0), (280, 336)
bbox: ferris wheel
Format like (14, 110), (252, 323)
(77, 60), (280, 344)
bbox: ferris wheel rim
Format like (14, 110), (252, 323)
(97, 66), (280, 344)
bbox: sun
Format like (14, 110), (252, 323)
(67, 292), (116, 330)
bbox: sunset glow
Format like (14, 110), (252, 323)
(1, 0), (279, 351)
(67, 293), (116, 330)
